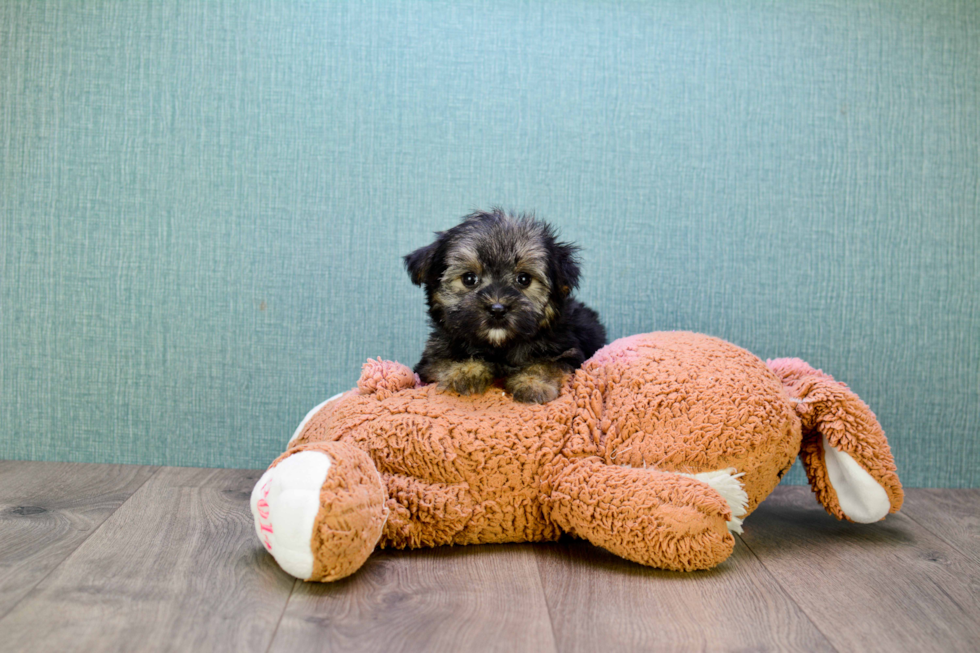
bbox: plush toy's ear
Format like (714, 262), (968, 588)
(767, 358), (903, 523)
(403, 235), (444, 286)
(551, 241), (581, 297)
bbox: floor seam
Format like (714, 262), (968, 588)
(735, 532), (842, 653)
(263, 578), (300, 653)
(900, 494), (980, 567)
(534, 545), (563, 653)
(0, 464), (163, 624)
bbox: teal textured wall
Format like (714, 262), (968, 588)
(1, 1), (977, 486)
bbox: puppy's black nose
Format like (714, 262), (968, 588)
(488, 303), (508, 319)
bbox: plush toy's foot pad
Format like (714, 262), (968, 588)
(251, 442), (388, 582)
(251, 451), (332, 580)
(678, 468), (749, 533)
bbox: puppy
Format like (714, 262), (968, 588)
(404, 209), (606, 403)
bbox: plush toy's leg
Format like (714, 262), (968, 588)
(250, 441), (388, 582)
(544, 458), (740, 571)
(378, 474), (483, 549)
(768, 358), (903, 522)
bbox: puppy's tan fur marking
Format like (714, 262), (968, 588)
(522, 276), (551, 311)
(433, 293), (453, 309)
(505, 362), (567, 404)
(513, 236), (547, 270)
(444, 249), (481, 275)
(442, 254), (483, 294)
(539, 302), (558, 328)
(430, 359), (494, 396)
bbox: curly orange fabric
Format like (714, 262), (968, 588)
(273, 331), (902, 579)
(767, 358), (903, 519)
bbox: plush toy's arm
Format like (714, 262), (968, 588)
(768, 358), (903, 523)
(543, 457), (737, 571)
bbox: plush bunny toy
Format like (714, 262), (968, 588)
(251, 331), (902, 581)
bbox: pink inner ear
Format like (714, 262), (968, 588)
(357, 358), (421, 398)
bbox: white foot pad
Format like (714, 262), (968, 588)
(679, 467), (749, 534)
(251, 451), (332, 579)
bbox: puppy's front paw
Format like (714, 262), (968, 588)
(435, 359), (494, 396)
(505, 363), (566, 404)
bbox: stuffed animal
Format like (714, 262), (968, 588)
(250, 331), (902, 581)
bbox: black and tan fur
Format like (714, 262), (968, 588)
(404, 209), (606, 403)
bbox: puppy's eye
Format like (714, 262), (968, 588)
(461, 272), (479, 287)
(516, 273), (532, 288)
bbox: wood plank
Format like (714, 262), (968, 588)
(4, 461), (976, 653)
(739, 485), (980, 653)
(0, 460), (156, 619)
(0, 467), (295, 653)
(269, 543), (558, 653)
(535, 535), (835, 652)
(900, 489), (980, 563)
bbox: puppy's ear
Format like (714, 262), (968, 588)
(404, 235), (443, 286)
(551, 242), (581, 297)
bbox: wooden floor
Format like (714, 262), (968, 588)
(0, 461), (977, 653)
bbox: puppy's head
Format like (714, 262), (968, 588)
(405, 209), (581, 347)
